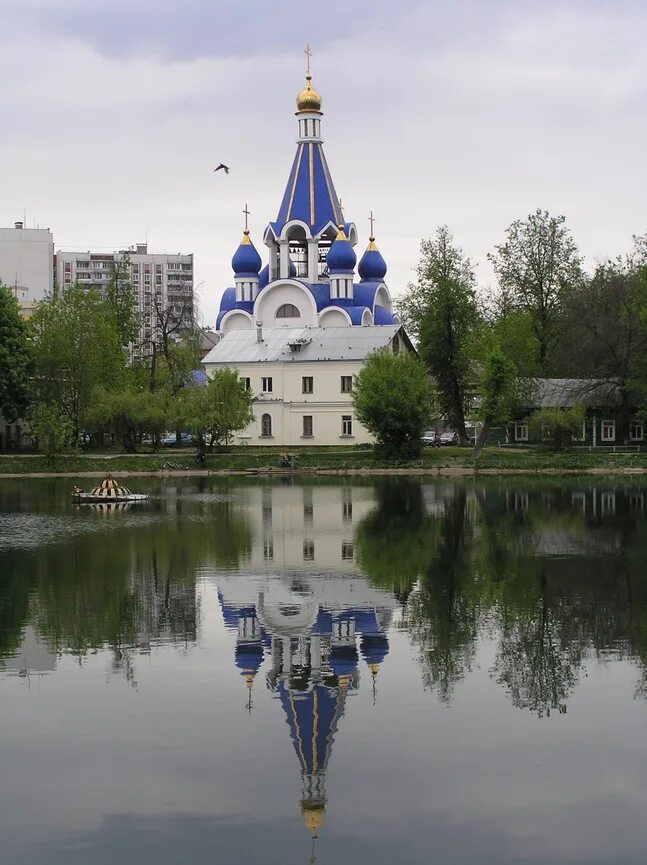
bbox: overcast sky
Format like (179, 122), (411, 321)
(2, 0), (646, 324)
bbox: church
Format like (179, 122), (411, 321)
(203, 52), (410, 446)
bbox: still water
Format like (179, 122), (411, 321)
(2, 476), (647, 864)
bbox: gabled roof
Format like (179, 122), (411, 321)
(203, 325), (404, 365)
(528, 378), (622, 409)
(273, 141), (343, 235)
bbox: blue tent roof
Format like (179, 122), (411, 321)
(274, 141), (343, 235)
(278, 680), (345, 776)
(374, 305), (396, 325)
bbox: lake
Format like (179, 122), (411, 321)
(2, 475), (647, 865)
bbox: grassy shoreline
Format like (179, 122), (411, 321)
(2, 446), (647, 478)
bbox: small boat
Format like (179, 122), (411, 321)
(71, 477), (148, 504)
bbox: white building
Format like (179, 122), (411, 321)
(55, 243), (194, 358)
(203, 324), (411, 446)
(0, 221), (54, 301)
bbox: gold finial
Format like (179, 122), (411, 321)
(335, 224), (347, 240)
(297, 45), (322, 113)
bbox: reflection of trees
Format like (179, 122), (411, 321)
(359, 477), (647, 716)
(404, 489), (478, 703)
(0, 553), (36, 661)
(355, 479), (440, 602)
(6, 495), (252, 674)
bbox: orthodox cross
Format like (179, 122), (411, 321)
(243, 203), (250, 232)
(339, 197), (345, 218)
(304, 44), (313, 76)
(369, 210), (375, 238)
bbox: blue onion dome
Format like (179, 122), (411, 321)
(235, 642), (264, 677)
(358, 236), (387, 281)
(329, 643), (359, 678)
(231, 230), (262, 277)
(360, 633), (389, 667)
(326, 225), (357, 274)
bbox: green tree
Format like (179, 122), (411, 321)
(472, 343), (518, 459)
(30, 286), (126, 438)
(528, 406), (585, 451)
(0, 283), (33, 423)
(86, 386), (168, 452)
(182, 369), (254, 452)
(353, 349), (433, 458)
(105, 252), (139, 346)
(399, 227), (479, 443)
(30, 402), (73, 458)
(489, 209), (582, 374)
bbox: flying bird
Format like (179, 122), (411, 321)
(214, 163), (230, 174)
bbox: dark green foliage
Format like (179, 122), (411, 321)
(528, 406), (585, 451)
(398, 227), (478, 441)
(181, 369), (255, 449)
(0, 283), (33, 422)
(86, 387), (168, 452)
(352, 349), (433, 458)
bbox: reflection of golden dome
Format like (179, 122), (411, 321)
(302, 803), (326, 834)
(297, 75), (322, 113)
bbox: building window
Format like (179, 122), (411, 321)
(342, 499), (352, 521)
(303, 539), (314, 561)
(601, 419), (616, 442)
(514, 422), (529, 442)
(263, 538), (274, 560)
(302, 415), (313, 437)
(261, 413), (272, 437)
(261, 377), (272, 393)
(302, 376), (313, 394)
(276, 303), (300, 318)
(341, 376), (353, 393)
(241, 377), (251, 391)
(155, 264), (162, 273)
(630, 421), (644, 441)
(341, 541), (354, 560)
(341, 415), (353, 437)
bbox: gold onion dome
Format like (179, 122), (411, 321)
(297, 75), (322, 113)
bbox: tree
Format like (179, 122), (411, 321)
(30, 402), (73, 458)
(0, 283), (32, 423)
(352, 349), (433, 458)
(30, 286), (126, 439)
(105, 252), (139, 346)
(528, 406), (585, 451)
(182, 369), (254, 452)
(86, 387), (168, 452)
(399, 227), (479, 443)
(489, 209), (582, 374)
(472, 344), (518, 459)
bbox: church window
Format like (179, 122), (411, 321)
(302, 376), (313, 394)
(241, 377), (251, 391)
(630, 421), (643, 441)
(261, 413), (272, 437)
(302, 415), (313, 437)
(277, 303), (300, 319)
(263, 538), (274, 560)
(261, 377), (273, 393)
(341, 376), (352, 393)
(341, 541), (354, 560)
(341, 415), (353, 436)
(601, 419), (615, 442)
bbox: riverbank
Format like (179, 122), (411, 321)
(2, 446), (647, 477)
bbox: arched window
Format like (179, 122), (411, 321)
(261, 413), (272, 437)
(276, 303), (300, 319)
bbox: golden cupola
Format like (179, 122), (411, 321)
(296, 74), (322, 113)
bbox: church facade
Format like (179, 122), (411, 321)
(204, 59), (407, 446)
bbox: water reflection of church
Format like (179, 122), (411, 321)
(217, 558), (396, 846)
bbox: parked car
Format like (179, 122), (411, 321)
(438, 431), (459, 446)
(421, 430), (441, 447)
(162, 432), (193, 448)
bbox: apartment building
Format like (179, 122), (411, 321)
(0, 221), (54, 301)
(55, 243), (194, 358)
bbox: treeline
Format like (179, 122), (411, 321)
(398, 209), (647, 453)
(0, 262), (253, 456)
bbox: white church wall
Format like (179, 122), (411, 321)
(207, 358), (374, 446)
(221, 311), (253, 332)
(255, 281), (318, 327)
(318, 308), (349, 327)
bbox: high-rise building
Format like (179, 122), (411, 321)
(55, 243), (194, 358)
(0, 221), (54, 302)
